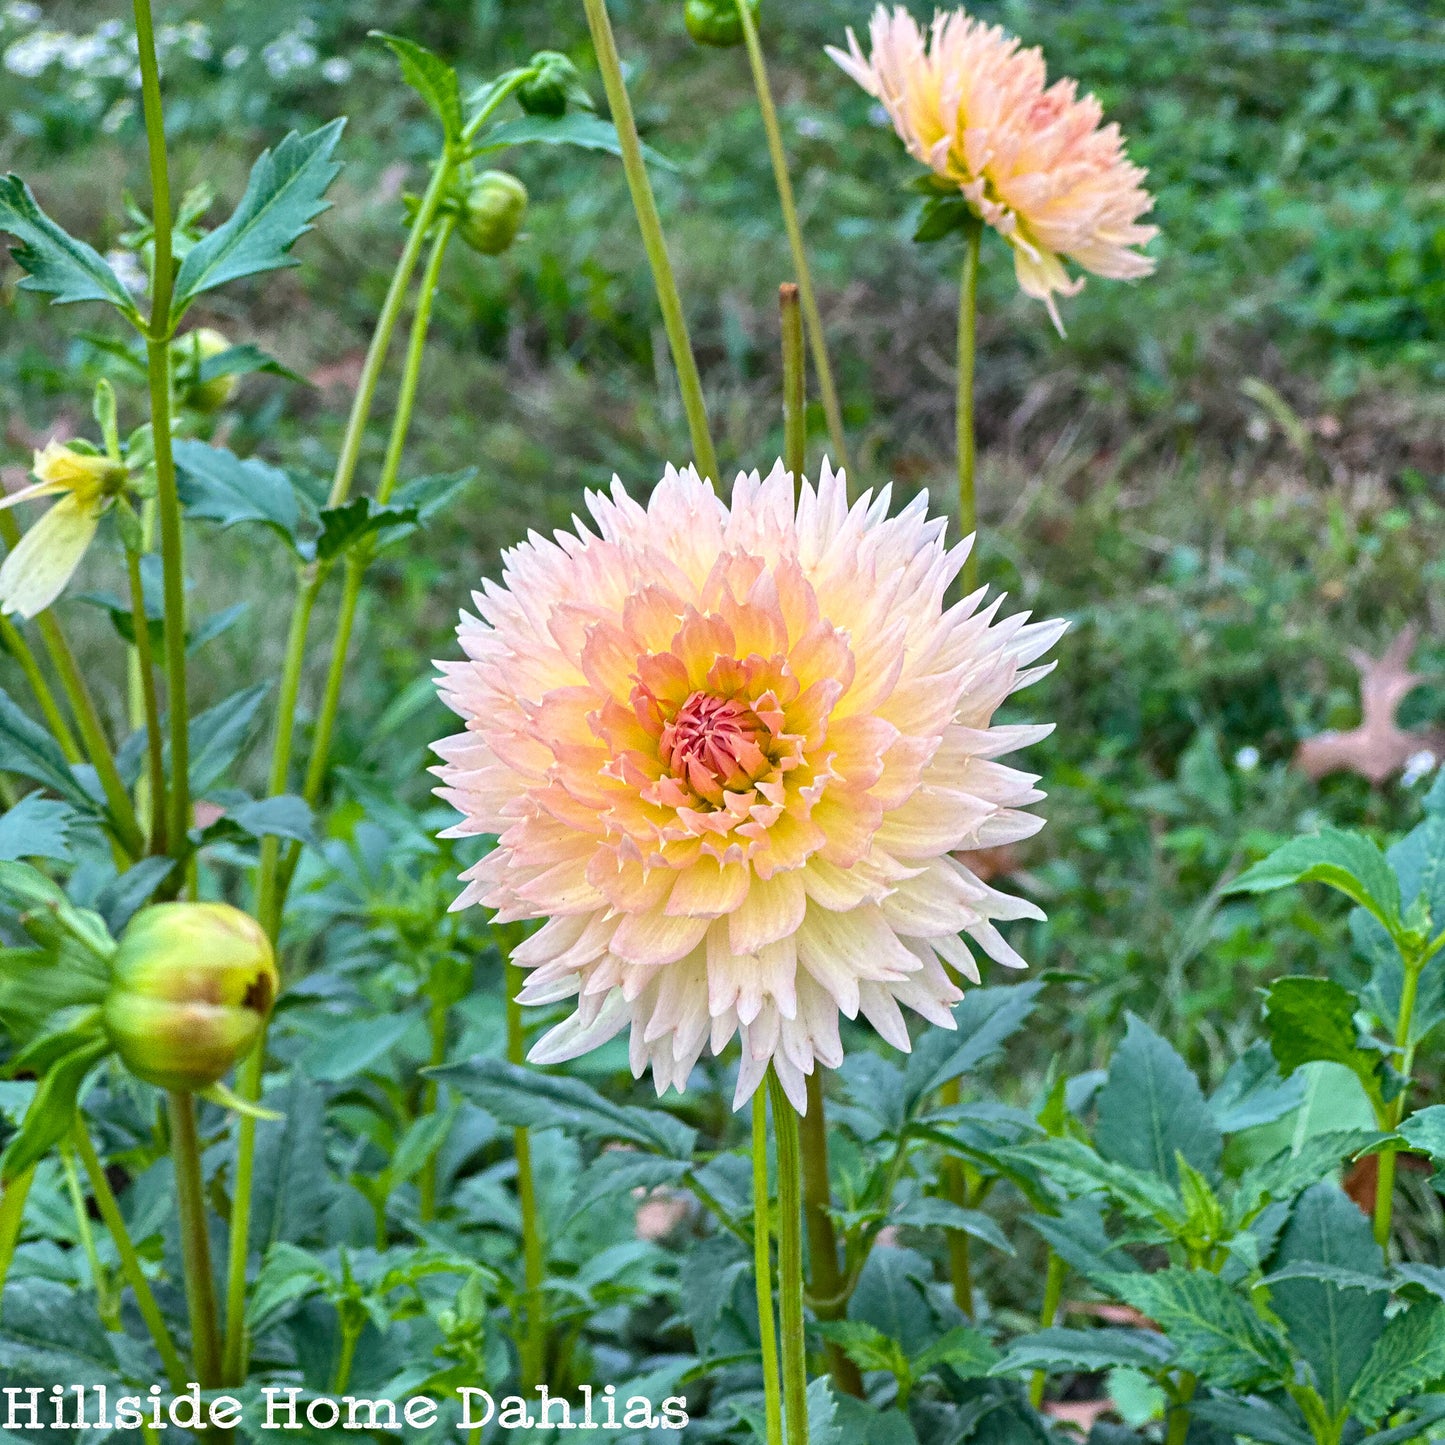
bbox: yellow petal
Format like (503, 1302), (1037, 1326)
(0, 477), (69, 512)
(0, 494), (101, 619)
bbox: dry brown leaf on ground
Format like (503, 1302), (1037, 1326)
(1294, 625), (1445, 785)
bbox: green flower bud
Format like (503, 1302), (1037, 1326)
(518, 50), (590, 117)
(103, 903), (277, 1092)
(458, 171), (528, 256)
(684, 0), (759, 47)
(173, 328), (236, 413)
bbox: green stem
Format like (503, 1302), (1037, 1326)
(331, 1323), (360, 1395)
(0, 614), (81, 763)
(580, 0), (720, 483)
(418, 990), (448, 1223)
(737, 0), (849, 476)
(133, 0), (190, 860)
(72, 1121), (187, 1390)
(0, 1164), (35, 1316)
(1374, 954), (1423, 1248)
(167, 1091), (221, 1387)
(955, 219), (982, 594)
(1164, 1371), (1198, 1445)
(780, 284), (806, 479)
(767, 1070), (809, 1445)
(60, 1143), (115, 1328)
(937, 1076), (975, 1317)
(752, 1088), (784, 1445)
(1028, 1250), (1067, 1407)
(32, 609), (144, 859)
(124, 549), (168, 855)
(800, 1070), (862, 1398)
(507, 958), (545, 1389)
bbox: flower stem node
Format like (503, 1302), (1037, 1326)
(172, 328), (237, 413)
(685, 0), (760, 47)
(103, 903), (278, 1093)
(518, 51), (593, 116)
(458, 171), (528, 256)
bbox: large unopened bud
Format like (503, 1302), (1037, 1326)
(103, 903), (277, 1092)
(684, 0), (759, 47)
(458, 171), (528, 256)
(518, 50), (590, 117)
(173, 328), (237, 413)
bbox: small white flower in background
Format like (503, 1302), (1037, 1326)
(320, 56), (352, 85)
(1, 1), (41, 28)
(58, 32), (109, 70)
(0, 442), (127, 619)
(222, 44), (248, 70)
(262, 33), (318, 80)
(1402, 750), (1437, 788)
(4, 30), (65, 77)
(105, 249), (148, 296)
(100, 99), (134, 134)
(1233, 745), (1260, 772)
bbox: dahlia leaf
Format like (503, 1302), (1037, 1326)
(903, 979), (1045, 1112)
(94, 856), (176, 934)
(1398, 1105), (1445, 1164)
(1094, 1013), (1223, 1185)
(1268, 1182), (1386, 1414)
(0, 689), (102, 816)
(1208, 1041), (1307, 1133)
(889, 1198), (1013, 1254)
(172, 683), (271, 794)
(1189, 1396), (1313, 1445)
(0, 795), (76, 864)
(372, 33), (462, 144)
(1261, 976), (1389, 1106)
(480, 113), (676, 170)
(1023, 1196), (1140, 1285)
(170, 119), (345, 321)
(301, 1012), (412, 1083)
(1226, 829), (1402, 939)
(1232, 1128), (1382, 1224)
(0, 1035), (110, 1183)
(0, 175), (138, 313)
(992, 1327), (1174, 1376)
(1100, 1268), (1292, 1390)
(848, 1246), (935, 1357)
(173, 440), (302, 546)
(315, 496), (420, 562)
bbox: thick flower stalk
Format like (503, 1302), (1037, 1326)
(829, 5), (1157, 331)
(436, 463), (1061, 1111)
(0, 441), (127, 617)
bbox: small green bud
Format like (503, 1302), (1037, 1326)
(458, 171), (528, 256)
(684, 0), (759, 47)
(173, 328), (237, 413)
(103, 903), (278, 1092)
(518, 50), (591, 117)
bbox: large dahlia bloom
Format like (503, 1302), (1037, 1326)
(828, 6), (1157, 331)
(434, 463), (1061, 1112)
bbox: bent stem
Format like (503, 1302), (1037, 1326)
(506, 958), (546, 1390)
(125, 548), (168, 854)
(1027, 1249), (1067, 1407)
(752, 1089), (784, 1444)
(955, 218), (982, 594)
(739, 0), (850, 475)
(1373, 951), (1424, 1248)
(168, 1091), (222, 1388)
(73, 1120), (187, 1391)
(133, 0), (191, 859)
(801, 1070), (862, 1398)
(581, 0), (720, 483)
(767, 1070), (809, 1445)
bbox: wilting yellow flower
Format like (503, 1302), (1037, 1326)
(828, 5), (1157, 331)
(435, 463), (1061, 1111)
(0, 440), (125, 618)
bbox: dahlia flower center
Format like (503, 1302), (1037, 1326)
(660, 691), (770, 801)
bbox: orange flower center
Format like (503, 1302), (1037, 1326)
(660, 691), (770, 803)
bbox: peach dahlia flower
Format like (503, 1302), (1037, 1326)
(434, 462), (1062, 1112)
(828, 6), (1157, 331)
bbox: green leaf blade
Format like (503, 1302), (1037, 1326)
(0, 176), (137, 312)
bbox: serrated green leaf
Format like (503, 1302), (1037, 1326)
(903, 980), (1045, 1112)
(0, 689), (101, 815)
(819, 1320), (910, 1378)
(0, 176), (137, 312)
(246, 1241), (330, 1333)
(1226, 829), (1402, 936)
(373, 33), (463, 141)
(1102, 1268), (1292, 1389)
(1348, 1302), (1445, 1427)
(429, 1056), (695, 1158)
(1259, 1260), (1393, 1293)
(171, 119), (345, 318)
(196, 342), (307, 387)
(1357, 1399), (1445, 1445)
(95, 856), (175, 933)
(300, 1012), (411, 1083)
(1209, 1041), (1308, 1133)
(993, 1327), (1174, 1376)
(0, 795), (77, 863)
(1015, 1136), (1183, 1226)
(1397, 1105), (1445, 1164)
(1024, 1196), (1140, 1284)
(1268, 1182), (1386, 1413)
(1095, 1013), (1222, 1184)
(1262, 976), (1386, 1105)
(314, 496), (420, 562)
(1189, 1396), (1312, 1445)
(173, 439), (301, 544)
(0, 1036), (109, 1181)
(1393, 1263), (1445, 1303)
(481, 112), (676, 170)
(848, 1247), (937, 1358)
(199, 794), (315, 847)
(1233, 1128), (1380, 1220)
(890, 1198), (1014, 1254)
(177, 683), (271, 793)
(913, 1325), (1001, 1379)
